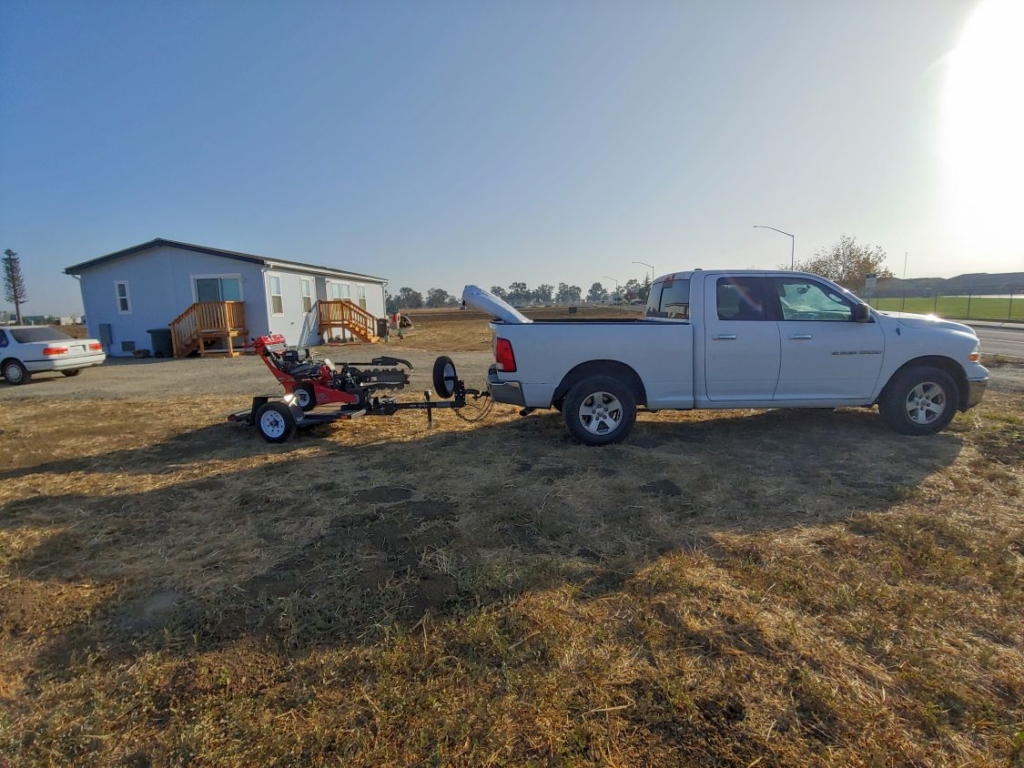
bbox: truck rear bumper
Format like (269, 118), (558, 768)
(487, 365), (526, 407)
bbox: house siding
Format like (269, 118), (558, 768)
(72, 242), (387, 355)
(78, 246), (268, 356)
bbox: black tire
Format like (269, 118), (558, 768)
(61, 369), (82, 377)
(432, 355), (458, 399)
(293, 383), (316, 411)
(1, 359), (30, 386)
(879, 366), (958, 436)
(563, 375), (637, 446)
(256, 402), (297, 443)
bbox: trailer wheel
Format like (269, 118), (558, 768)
(563, 375), (636, 446)
(256, 402), (297, 443)
(432, 356), (458, 399)
(293, 383), (316, 411)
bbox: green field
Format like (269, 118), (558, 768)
(870, 295), (1023, 322)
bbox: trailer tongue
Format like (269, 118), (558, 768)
(228, 334), (488, 442)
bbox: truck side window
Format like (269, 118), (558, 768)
(647, 278), (690, 319)
(774, 278), (854, 321)
(717, 277), (767, 321)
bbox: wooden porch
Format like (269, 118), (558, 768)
(317, 299), (379, 342)
(170, 301), (248, 358)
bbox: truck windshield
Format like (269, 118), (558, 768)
(646, 278), (690, 319)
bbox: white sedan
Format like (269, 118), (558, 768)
(0, 326), (106, 385)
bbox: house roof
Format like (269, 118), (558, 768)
(63, 238), (387, 283)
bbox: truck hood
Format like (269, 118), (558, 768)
(461, 285), (532, 324)
(876, 310), (976, 335)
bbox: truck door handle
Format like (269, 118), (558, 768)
(787, 334), (813, 340)
(713, 334), (737, 340)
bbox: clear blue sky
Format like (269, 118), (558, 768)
(2, 0), (1021, 314)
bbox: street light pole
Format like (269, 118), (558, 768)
(602, 276), (619, 290)
(753, 225), (795, 270)
(632, 261), (655, 283)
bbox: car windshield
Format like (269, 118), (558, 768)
(10, 327), (74, 343)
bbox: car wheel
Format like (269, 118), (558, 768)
(1, 359), (30, 385)
(256, 401), (297, 443)
(879, 366), (958, 436)
(432, 355), (458, 399)
(563, 375), (636, 446)
(61, 369), (82, 377)
(293, 383), (316, 411)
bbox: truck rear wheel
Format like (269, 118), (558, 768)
(563, 375), (636, 446)
(879, 366), (958, 436)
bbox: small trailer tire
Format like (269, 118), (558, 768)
(256, 401), (297, 443)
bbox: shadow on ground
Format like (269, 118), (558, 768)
(2, 406), (964, 681)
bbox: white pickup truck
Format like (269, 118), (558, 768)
(463, 270), (989, 445)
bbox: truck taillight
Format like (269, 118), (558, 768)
(495, 338), (517, 372)
(89, 342), (103, 351)
(43, 346), (68, 356)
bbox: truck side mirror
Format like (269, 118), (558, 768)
(852, 304), (871, 322)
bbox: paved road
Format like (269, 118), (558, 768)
(974, 326), (1024, 359)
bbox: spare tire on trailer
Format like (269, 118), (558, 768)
(432, 356), (458, 399)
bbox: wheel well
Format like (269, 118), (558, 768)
(1, 357), (21, 372)
(879, 356), (970, 411)
(553, 360), (647, 408)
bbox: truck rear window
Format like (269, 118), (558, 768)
(646, 278), (690, 319)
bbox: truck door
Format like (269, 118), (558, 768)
(703, 276), (781, 402)
(770, 276), (885, 401)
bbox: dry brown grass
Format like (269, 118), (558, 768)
(1, 318), (1023, 767)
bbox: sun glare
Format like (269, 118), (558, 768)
(943, 0), (1024, 252)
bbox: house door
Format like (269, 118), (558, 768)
(315, 277), (328, 303)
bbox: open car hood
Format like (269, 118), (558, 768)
(461, 285), (532, 324)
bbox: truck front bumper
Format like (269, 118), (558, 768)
(963, 376), (988, 411)
(487, 365), (526, 407)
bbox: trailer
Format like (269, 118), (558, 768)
(228, 335), (487, 442)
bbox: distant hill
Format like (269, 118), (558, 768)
(877, 272), (1024, 296)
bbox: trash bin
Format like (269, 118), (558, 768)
(147, 328), (174, 358)
(376, 318), (389, 339)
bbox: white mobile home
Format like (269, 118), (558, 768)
(64, 239), (387, 357)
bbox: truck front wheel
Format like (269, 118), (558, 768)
(879, 366), (958, 436)
(563, 375), (636, 446)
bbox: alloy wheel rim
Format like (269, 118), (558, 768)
(905, 382), (946, 425)
(579, 391), (623, 435)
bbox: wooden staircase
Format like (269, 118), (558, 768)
(170, 301), (248, 358)
(317, 300), (379, 342)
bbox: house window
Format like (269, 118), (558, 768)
(268, 275), (284, 314)
(300, 279), (313, 312)
(357, 285), (367, 309)
(330, 282), (351, 301)
(195, 276), (242, 303)
(115, 281), (131, 314)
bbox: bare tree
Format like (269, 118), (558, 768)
(793, 235), (893, 290)
(3, 249), (27, 324)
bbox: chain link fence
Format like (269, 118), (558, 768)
(864, 284), (1023, 322)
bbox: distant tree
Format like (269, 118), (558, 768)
(426, 288), (452, 308)
(555, 283), (582, 304)
(397, 286), (423, 309)
(507, 282), (530, 305)
(794, 235), (893, 291)
(3, 249), (27, 324)
(640, 275), (651, 303)
(587, 282), (608, 303)
(623, 278), (642, 302)
(532, 284), (554, 304)
(489, 286), (508, 300)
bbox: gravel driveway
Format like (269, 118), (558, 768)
(0, 347), (496, 402)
